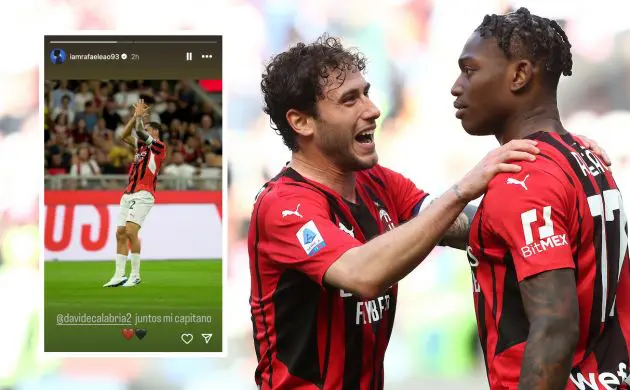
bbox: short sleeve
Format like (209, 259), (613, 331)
(375, 166), (429, 222)
(260, 192), (362, 286)
(485, 167), (575, 282)
(150, 140), (167, 160)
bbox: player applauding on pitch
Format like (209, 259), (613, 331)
(103, 99), (167, 288)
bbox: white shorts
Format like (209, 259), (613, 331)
(117, 191), (155, 228)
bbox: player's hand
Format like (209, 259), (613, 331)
(133, 99), (149, 117)
(456, 139), (540, 201)
(574, 134), (612, 166)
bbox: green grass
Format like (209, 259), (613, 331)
(44, 259), (222, 353)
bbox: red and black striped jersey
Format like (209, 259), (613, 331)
(468, 131), (630, 390)
(248, 165), (429, 390)
(124, 138), (166, 196)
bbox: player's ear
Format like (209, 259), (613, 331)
(510, 59), (534, 93)
(286, 109), (314, 137)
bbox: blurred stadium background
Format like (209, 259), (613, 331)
(0, 0), (628, 389)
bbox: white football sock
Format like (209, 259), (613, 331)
(115, 254), (127, 277)
(130, 253), (141, 277)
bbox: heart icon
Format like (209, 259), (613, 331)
(181, 333), (193, 344)
(135, 329), (147, 340)
(122, 328), (134, 340)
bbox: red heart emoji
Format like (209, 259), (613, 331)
(122, 328), (134, 340)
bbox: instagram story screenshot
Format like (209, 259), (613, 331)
(42, 35), (224, 355)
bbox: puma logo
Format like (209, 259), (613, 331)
(507, 174), (530, 190)
(339, 222), (354, 238)
(282, 204), (303, 218)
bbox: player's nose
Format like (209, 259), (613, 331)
(363, 97), (381, 121)
(451, 79), (464, 97)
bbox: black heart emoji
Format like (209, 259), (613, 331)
(135, 328), (147, 340)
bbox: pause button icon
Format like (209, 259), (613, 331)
(186, 52), (193, 61)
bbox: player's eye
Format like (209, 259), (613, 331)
(343, 96), (358, 106)
(463, 67), (475, 76)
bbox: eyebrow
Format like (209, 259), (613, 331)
(337, 82), (371, 102)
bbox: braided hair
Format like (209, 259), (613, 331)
(475, 7), (573, 89)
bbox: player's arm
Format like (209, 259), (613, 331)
(119, 115), (137, 149)
(134, 115), (153, 145)
(378, 165), (477, 251)
(414, 198), (477, 250)
(325, 139), (539, 298)
(518, 270), (579, 390)
(438, 204), (477, 250)
(122, 99), (151, 148)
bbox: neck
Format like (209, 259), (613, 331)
(496, 95), (566, 145)
(289, 152), (357, 203)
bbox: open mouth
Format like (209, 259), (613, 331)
(355, 129), (375, 144)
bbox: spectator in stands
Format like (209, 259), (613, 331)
(114, 81), (139, 118)
(78, 100), (98, 132)
(53, 112), (69, 135)
(102, 98), (122, 131)
(47, 153), (67, 175)
(51, 80), (74, 108)
(164, 151), (196, 189)
(199, 151), (222, 190)
(160, 100), (178, 128)
(181, 135), (203, 165)
(92, 81), (108, 109)
(74, 81), (94, 112)
(73, 119), (90, 144)
(154, 80), (173, 112)
(69, 145), (101, 188)
(52, 95), (75, 124)
(199, 114), (222, 150)
(95, 149), (117, 174)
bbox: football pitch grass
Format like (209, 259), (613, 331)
(44, 259), (222, 353)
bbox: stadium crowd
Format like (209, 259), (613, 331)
(44, 79), (222, 190)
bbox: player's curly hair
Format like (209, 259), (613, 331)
(260, 33), (367, 152)
(475, 7), (573, 90)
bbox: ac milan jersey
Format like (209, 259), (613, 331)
(248, 165), (429, 390)
(124, 138), (166, 196)
(468, 131), (630, 390)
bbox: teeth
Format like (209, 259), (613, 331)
(359, 130), (374, 136)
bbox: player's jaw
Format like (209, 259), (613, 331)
(316, 121), (378, 171)
(454, 100), (490, 136)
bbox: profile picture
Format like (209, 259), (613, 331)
(50, 48), (66, 64)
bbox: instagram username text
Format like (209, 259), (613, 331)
(68, 53), (122, 61)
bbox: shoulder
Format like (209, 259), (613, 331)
(487, 155), (571, 197)
(358, 164), (404, 188)
(483, 158), (575, 222)
(153, 139), (167, 148)
(151, 139), (167, 154)
(255, 179), (329, 217)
